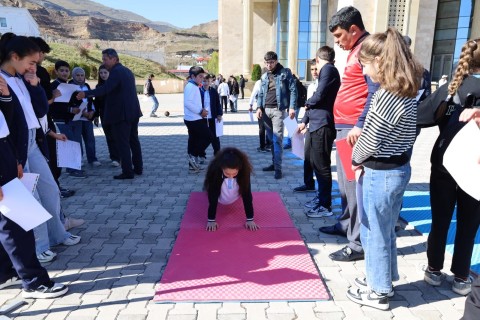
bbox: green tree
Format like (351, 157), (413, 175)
(251, 64), (261, 81)
(206, 51), (219, 75)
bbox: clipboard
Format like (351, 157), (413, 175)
(335, 138), (355, 181)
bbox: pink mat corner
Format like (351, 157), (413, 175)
(180, 191), (295, 229)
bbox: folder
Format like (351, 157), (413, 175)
(335, 138), (355, 181)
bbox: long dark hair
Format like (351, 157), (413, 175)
(203, 147), (253, 197)
(97, 64), (108, 86)
(0, 33), (40, 65)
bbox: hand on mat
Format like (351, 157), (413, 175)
(245, 220), (259, 231)
(206, 221), (218, 231)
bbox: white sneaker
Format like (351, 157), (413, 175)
(64, 217), (85, 231)
(306, 205), (333, 218)
(304, 196), (320, 208)
(354, 277), (394, 297)
(37, 250), (57, 263)
(62, 234), (81, 246)
(22, 282), (68, 299)
(0, 276), (22, 289)
(346, 287), (390, 310)
(91, 161), (102, 167)
(111, 160), (120, 167)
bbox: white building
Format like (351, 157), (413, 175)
(0, 6), (40, 37)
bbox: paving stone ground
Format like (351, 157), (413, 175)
(0, 94), (466, 320)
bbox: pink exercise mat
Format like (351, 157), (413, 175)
(153, 192), (330, 303)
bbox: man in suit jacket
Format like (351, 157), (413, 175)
(77, 48), (143, 179)
(200, 74), (222, 158)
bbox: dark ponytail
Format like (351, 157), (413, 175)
(0, 32), (40, 65)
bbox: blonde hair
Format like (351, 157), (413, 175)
(448, 39), (480, 95)
(359, 27), (424, 98)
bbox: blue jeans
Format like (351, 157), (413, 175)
(149, 95), (159, 114)
(81, 121), (98, 163)
(263, 108), (286, 171)
(360, 163), (411, 293)
(25, 129), (71, 252)
(57, 121), (82, 173)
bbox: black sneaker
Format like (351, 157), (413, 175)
(329, 246), (364, 262)
(346, 287), (389, 310)
(22, 282), (68, 299)
(256, 147), (267, 153)
(262, 164), (275, 172)
(293, 185), (315, 192)
(274, 170), (282, 179)
(60, 188), (75, 198)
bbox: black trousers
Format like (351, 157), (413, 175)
(184, 119), (212, 157)
(303, 131), (315, 188)
(111, 119), (143, 175)
(427, 165), (480, 278)
(100, 112), (120, 162)
(0, 137), (51, 290)
(308, 127), (335, 208)
(46, 133), (62, 186)
(220, 96), (228, 112)
(240, 87), (244, 99)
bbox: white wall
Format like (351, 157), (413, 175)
(0, 7), (40, 37)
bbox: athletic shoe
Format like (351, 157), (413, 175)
(198, 156), (206, 164)
(293, 185), (315, 192)
(187, 154), (200, 171)
(306, 205), (333, 218)
(274, 170), (282, 179)
(329, 246), (364, 262)
(354, 277), (394, 297)
(346, 287), (390, 310)
(69, 171), (87, 179)
(64, 217), (85, 231)
(60, 188), (75, 198)
(452, 276), (473, 295)
(422, 265), (446, 286)
(262, 164), (275, 171)
(37, 250), (57, 263)
(62, 234), (81, 246)
(150, 113), (158, 118)
(304, 196), (320, 208)
(90, 161), (102, 167)
(22, 282), (68, 299)
(0, 276), (22, 289)
(111, 160), (120, 167)
(256, 147), (267, 153)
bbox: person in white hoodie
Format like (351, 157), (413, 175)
(184, 66), (212, 172)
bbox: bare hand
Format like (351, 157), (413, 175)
(297, 123), (306, 133)
(94, 117), (99, 127)
(52, 89), (61, 99)
(76, 91), (86, 100)
(17, 164), (23, 179)
(347, 126), (362, 147)
(206, 221), (218, 231)
(245, 220), (259, 231)
(0, 186), (3, 201)
(55, 133), (67, 141)
(289, 109), (296, 119)
(24, 72), (39, 86)
(71, 107), (80, 114)
(459, 108), (480, 126)
(352, 165), (363, 182)
(201, 109), (208, 118)
(216, 116), (222, 123)
(248, 106), (253, 112)
(256, 109), (263, 120)
(0, 77), (10, 96)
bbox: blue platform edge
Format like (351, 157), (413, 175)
(401, 190), (480, 274)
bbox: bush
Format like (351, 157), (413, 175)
(251, 64), (261, 81)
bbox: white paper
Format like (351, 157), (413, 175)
(215, 120), (223, 137)
(283, 116), (298, 138)
(443, 120), (480, 200)
(229, 95), (237, 102)
(72, 101), (88, 121)
(249, 111), (254, 122)
(55, 83), (81, 103)
(20, 173), (40, 194)
(291, 131), (305, 160)
(415, 89), (425, 102)
(0, 178), (52, 231)
(56, 140), (82, 170)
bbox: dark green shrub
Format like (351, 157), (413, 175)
(251, 64), (261, 81)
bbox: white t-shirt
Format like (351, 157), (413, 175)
(0, 108), (9, 139)
(218, 178), (240, 205)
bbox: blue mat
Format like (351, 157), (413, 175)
(401, 191), (480, 274)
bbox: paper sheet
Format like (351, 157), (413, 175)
(72, 100), (88, 121)
(56, 140), (82, 170)
(291, 131), (305, 160)
(229, 95), (237, 102)
(0, 178), (52, 231)
(20, 173), (40, 194)
(283, 116), (297, 138)
(215, 120), (223, 137)
(335, 138), (355, 181)
(55, 83), (80, 103)
(443, 120), (480, 200)
(415, 89), (425, 102)
(249, 111), (254, 122)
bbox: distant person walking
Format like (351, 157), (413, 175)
(144, 74), (159, 117)
(239, 74), (247, 99)
(217, 78), (230, 113)
(77, 48), (143, 180)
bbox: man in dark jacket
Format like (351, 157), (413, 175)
(145, 74), (159, 117)
(77, 48), (143, 180)
(239, 74), (247, 99)
(199, 74), (222, 158)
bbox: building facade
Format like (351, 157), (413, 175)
(0, 7), (40, 37)
(218, 0), (480, 82)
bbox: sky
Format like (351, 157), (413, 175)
(90, 0), (218, 29)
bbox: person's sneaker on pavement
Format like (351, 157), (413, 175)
(60, 188), (75, 198)
(187, 154), (200, 171)
(256, 147), (267, 153)
(452, 276), (473, 295)
(293, 184), (315, 192)
(90, 161), (102, 167)
(64, 217), (85, 231)
(37, 250), (57, 264)
(0, 276), (22, 290)
(22, 282), (68, 299)
(304, 195), (319, 208)
(354, 277), (394, 297)
(329, 246), (364, 262)
(422, 265), (446, 286)
(69, 171), (87, 179)
(346, 287), (390, 310)
(306, 205), (333, 218)
(150, 113), (158, 118)
(62, 234), (81, 246)
(111, 160), (120, 167)
(262, 164), (274, 172)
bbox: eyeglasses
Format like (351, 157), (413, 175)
(264, 60), (277, 65)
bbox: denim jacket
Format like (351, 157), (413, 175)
(257, 63), (297, 111)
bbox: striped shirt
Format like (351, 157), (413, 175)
(352, 88), (416, 168)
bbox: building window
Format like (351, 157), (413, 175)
(388, 0), (407, 33)
(0, 18), (7, 28)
